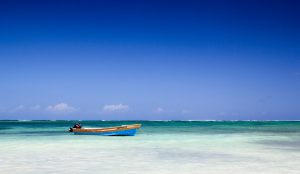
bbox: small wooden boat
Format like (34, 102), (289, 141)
(69, 124), (142, 136)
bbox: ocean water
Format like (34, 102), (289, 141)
(0, 121), (299, 174)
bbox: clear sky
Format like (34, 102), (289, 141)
(0, 0), (299, 120)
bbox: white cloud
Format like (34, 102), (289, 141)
(47, 103), (77, 113)
(153, 107), (164, 113)
(103, 104), (129, 112)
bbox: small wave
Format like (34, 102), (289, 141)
(150, 120), (172, 122)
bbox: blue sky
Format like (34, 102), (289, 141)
(0, 0), (299, 120)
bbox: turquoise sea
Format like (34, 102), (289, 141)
(0, 121), (300, 174)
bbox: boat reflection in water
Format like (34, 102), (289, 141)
(69, 124), (142, 136)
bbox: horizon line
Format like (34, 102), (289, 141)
(0, 119), (300, 122)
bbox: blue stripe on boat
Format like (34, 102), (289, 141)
(73, 129), (137, 136)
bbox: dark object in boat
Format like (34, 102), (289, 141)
(73, 123), (82, 128)
(69, 123), (82, 132)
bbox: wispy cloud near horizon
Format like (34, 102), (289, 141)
(30, 105), (41, 110)
(46, 102), (77, 113)
(103, 104), (129, 112)
(181, 109), (190, 114)
(153, 107), (164, 113)
(14, 105), (25, 111)
(0, 104), (41, 113)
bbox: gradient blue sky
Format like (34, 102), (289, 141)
(0, 0), (299, 120)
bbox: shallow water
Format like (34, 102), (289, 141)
(0, 121), (299, 174)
